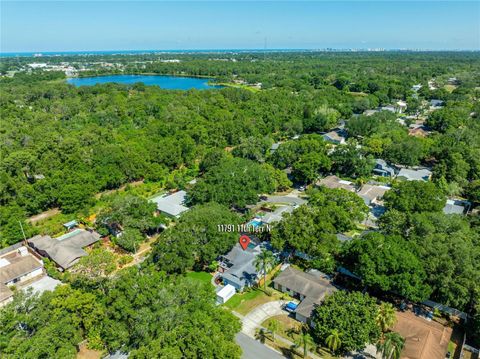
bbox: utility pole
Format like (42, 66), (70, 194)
(18, 220), (27, 245)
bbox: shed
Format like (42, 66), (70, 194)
(63, 220), (78, 231)
(216, 284), (236, 304)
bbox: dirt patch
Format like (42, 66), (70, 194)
(77, 344), (102, 359)
(28, 208), (61, 223)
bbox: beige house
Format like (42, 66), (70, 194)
(0, 243), (44, 307)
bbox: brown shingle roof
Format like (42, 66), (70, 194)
(0, 283), (13, 302)
(393, 311), (452, 359)
(316, 175), (356, 192)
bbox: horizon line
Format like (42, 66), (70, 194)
(2, 48), (479, 57)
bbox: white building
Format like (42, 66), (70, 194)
(150, 190), (189, 218)
(216, 284), (236, 304)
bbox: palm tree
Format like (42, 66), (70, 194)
(267, 319), (279, 340)
(376, 302), (397, 334)
(293, 325), (314, 358)
(255, 328), (268, 344)
(376, 332), (405, 359)
(254, 249), (275, 290)
(325, 328), (342, 355)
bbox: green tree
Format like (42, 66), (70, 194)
(267, 319), (279, 340)
(376, 332), (405, 359)
(383, 181), (445, 214)
(292, 152), (331, 184)
(255, 328), (268, 344)
(325, 329), (342, 355)
(151, 203), (241, 273)
(188, 157), (275, 208)
(330, 143), (375, 178)
(254, 249), (275, 290)
(271, 205), (339, 262)
(293, 325), (314, 358)
(341, 232), (431, 302)
(312, 291), (381, 353)
(377, 302), (397, 334)
(116, 228), (144, 253)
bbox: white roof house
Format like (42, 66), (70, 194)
(443, 199), (470, 215)
(150, 190), (189, 218)
(397, 168), (432, 182)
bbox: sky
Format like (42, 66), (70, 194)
(1, 1), (479, 53)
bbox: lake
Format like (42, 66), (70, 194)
(66, 75), (222, 90)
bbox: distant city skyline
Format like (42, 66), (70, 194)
(1, 1), (479, 53)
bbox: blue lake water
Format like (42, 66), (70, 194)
(66, 75), (222, 90)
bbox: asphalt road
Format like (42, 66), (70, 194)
(235, 333), (285, 359)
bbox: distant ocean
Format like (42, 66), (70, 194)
(0, 49), (309, 58)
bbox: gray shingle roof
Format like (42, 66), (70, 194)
(273, 267), (336, 318)
(28, 229), (100, 270)
(220, 244), (261, 288)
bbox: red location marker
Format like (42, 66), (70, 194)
(239, 235), (251, 250)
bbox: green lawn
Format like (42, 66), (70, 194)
(224, 288), (286, 315)
(185, 271), (213, 286)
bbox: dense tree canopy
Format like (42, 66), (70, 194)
(0, 267), (242, 358)
(383, 181), (445, 214)
(341, 232), (432, 302)
(151, 203), (241, 273)
(312, 291), (381, 354)
(188, 157), (275, 208)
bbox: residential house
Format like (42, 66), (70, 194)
(261, 205), (294, 225)
(397, 167), (432, 181)
(0, 243), (45, 306)
(218, 242), (263, 291)
(273, 267), (337, 323)
(411, 84), (422, 92)
(443, 199), (470, 215)
(150, 190), (189, 218)
(28, 229), (101, 271)
(373, 159), (396, 178)
(393, 311), (452, 359)
(316, 175), (356, 192)
(322, 130), (346, 145)
(357, 184), (390, 207)
(357, 184), (391, 227)
(430, 99), (444, 109)
(408, 126), (429, 138)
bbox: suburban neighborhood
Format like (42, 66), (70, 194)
(1, 8), (479, 358)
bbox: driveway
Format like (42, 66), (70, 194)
(235, 333), (285, 359)
(240, 300), (287, 336)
